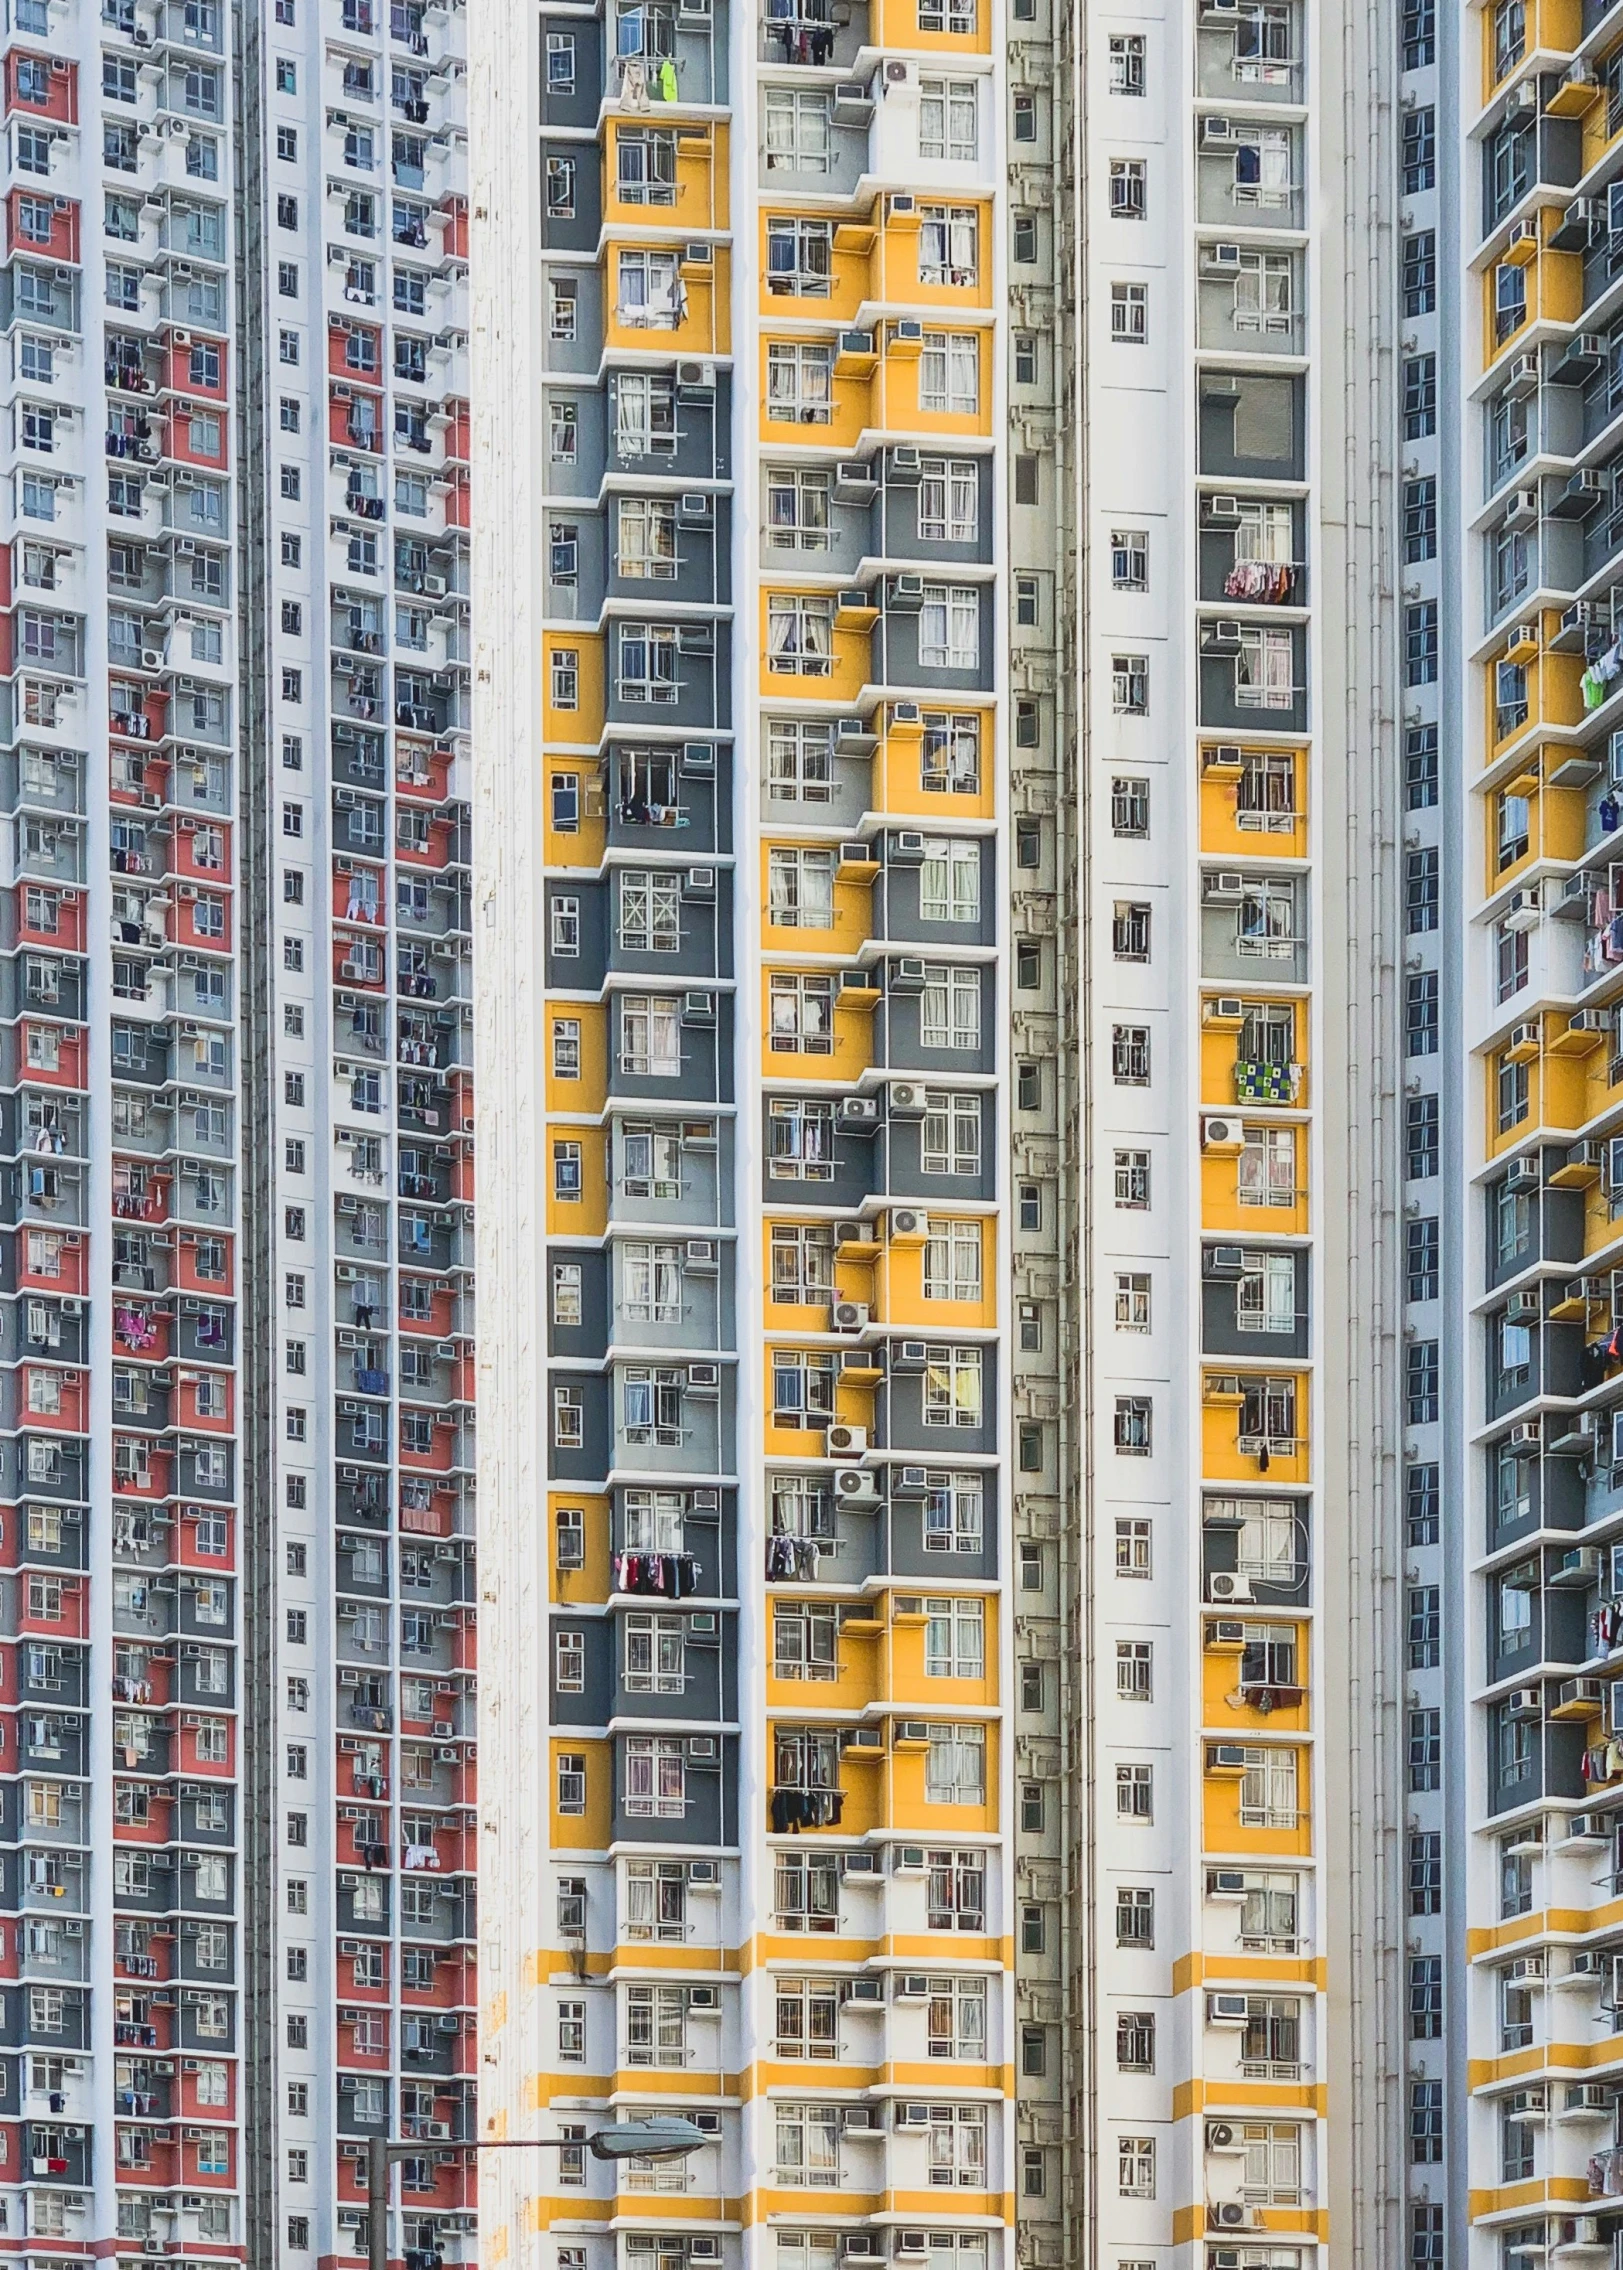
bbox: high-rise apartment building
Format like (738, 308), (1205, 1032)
(2, 0), (474, 2262)
(1438, 0), (1623, 2257)
(473, 2), (1398, 2269)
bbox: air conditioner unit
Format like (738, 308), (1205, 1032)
(890, 1209), (928, 1240)
(1203, 1245), (1246, 1279)
(895, 1465), (929, 1494)
(679, 493), (712, 520)
(1206, 1868), (1248, 1897)
(828, 1424), (867, 1457)
(1504, 1156), (1541, 1191)
(1509, 1419), (1542, 1450)
(683, 241), (713, 264)
(681, 991), (716, 1023)
(1206, 1572), (1253, 1603)
(844, 1977), (885, 2006)
(1505, 1290), (1541, 1323)
(689, 1858), (720, 1884)
(687, 1362), (720, 1391)
(833, 1301), (871, 1332)
(1565, 1815), (1608, 1845)
(896, 2238), (931, 2259)
(895, 2102), (931, 2129)
(890, 1082), (926, 1116)
(1505, 487), (1540, 529)
(675, 360), (715, 389)
(1505, 886), (1542, 931)
(1201, 1116), (1244, 1152)
(1204, 870), (1246, 903)
(1206, 1743), (1248, 1772)
(836, 1469), (880, 1506)
(1506, 1953), (1548, 1982)
(892, 699), (922, 724)
(683, 867), (716, 896)
(839, 1095), (881, 1127)
(1507, 1686), (1543, 1719)
(1202, 115), (1236, 144)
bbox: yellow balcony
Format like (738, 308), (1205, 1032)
(1485, 769), (1589, 893)
(757, 327), (995, 450)
(755, 199), (995, 323)
(1201, 1369), (1310, 1486)
(601, 118), (730, 231)
(1202, 1623), (1310, 1734)
(760, 841), (876, 956)
(603, 241), (731, 358)
(762, 968), (877, 1084)
(1482, 227), (1584, 372)
(1199, 743), (1308, 862)
(1199, 997), (1308, 1112)
(872, 701), (995, 822)
(547, 1123), (608, 1236)
(874, 0), (993, 53)
(1200, 1121), (1309, 1238)
(1483, 0), (1578, 101)
(550, 1736), (613, 1849)
(760, 588), (873, 704)
(544, 1002), (608, 1115)
(551, 1491), (611, 1607)
(1202, 1742), (1313, 1858)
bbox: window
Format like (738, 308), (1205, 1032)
(1402, 476), (1437, 565)
(924, 1596), (984, 1678)
(776, 2103), (840, 2187)
(919, 77), (977, 160)
(1409, 1830), (1441, 1915)
(1239, 1746), (1298, 1829)
(1113, 1397), (1152, 1455)
(1408, 1706), (1441, 1791)
(1111, 282), (1147, 341)
(1118, 2136), (1155, 2198)
(768, 847), (836, 929)
(1116, 1641), (1152, 1700)
(1110, 32), (1145, 90)
(920, 584), (979, 670)
(924, 1346), (982, 1428)
(557, 1751), (587, 1814)
(1115, 1762), (1154, 1821)
(903, 194), (981, 298)
(770, 973), (835, 1056)
(1406, 1093), (1439, 1180)
(1403, 0), (1435, 63)
(1406, 969), (1439, 1055)
(1117, 2011), (1155, 2070)
(625, 1734), (687, 1817)
(1112, 902), (1151, 961)
(920, 839), (981, 925)
(921, 712), (981, 794)
(767, 467), (831, 553)
(766, 86), (833, 169)
(1111, 528), (1148, 590)
(1109, 159), (1146, 217)
(768, 594), (834, 676)
(1409, 2080), (1444, 2166)
(922, 966), (981, 1051)
(1111, 1024), (1150, 1085)
(621, 995), (682, 1077)
(919, 458), (979, 543)
(768, 1097), (837, 1181)
(1111, 654), (1148, 713)
(768, 341), (833, 423)
(1407, 1585), (1440, 1670)
(1403, 353), (1436, 440)
(1403, 230), (1436, 317)
(1402, 104), (1436, 193)
(768, 215), (834, 294)
(920, 331), (980, 413)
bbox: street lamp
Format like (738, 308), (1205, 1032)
(367, 2117), (709, 2270)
